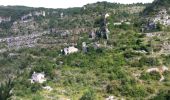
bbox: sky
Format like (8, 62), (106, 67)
(0, 0), (154, 8)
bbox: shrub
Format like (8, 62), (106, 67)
(80, 89), (96, 100)
(152, 90), (170, 100)
(139, 56), (160, 66)
(140, 72), (151, 80)
(32, 59), (56, 79)
(106, 84), (114, 94)
(0, 79), (14, 100)
(140, 72), (161, 81)
(30, 83), (41, 93)
(121, 84), (148, 97)
(32, 94), (44, 100)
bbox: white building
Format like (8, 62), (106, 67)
(62, 46), (78, 55)
(30, 72), (46, 83)
(105, 13), (110, 19)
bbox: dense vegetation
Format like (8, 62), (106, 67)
(0, 0), (170, 100)
(0, 79), (14, 100)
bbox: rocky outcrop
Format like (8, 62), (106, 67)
(0, 16), (11, 23)
(0, 31), (49, 49)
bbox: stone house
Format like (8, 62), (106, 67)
(62, 46), (78, 55)
(30, 72), (46, 83)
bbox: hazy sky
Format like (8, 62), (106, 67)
(0, 0), (154, 8)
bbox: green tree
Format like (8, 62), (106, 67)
(152, 90), (170, 100)
(80, 90), (96, 100)
(0, 79), (14, 100)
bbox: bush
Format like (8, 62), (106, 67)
(32, 94), (44, 100)
(106, 81), (120, 95)
(106, 84), (114, 94)
(123, 50), (142, 59)
(80, 90), (96, 100)
(121, 84), (148, 97)
(140, 72), (151, 80)
(0, 79), (14, 100)
(32, 59), (56, 79)
(152, 90), (170, 100)
(31, 83), (41, 93)
(140, 72), (161, 81)
(139, 56), (160, 66)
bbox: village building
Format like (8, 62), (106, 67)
(30, 72), (46, 83)
(62, 46), (78, 55)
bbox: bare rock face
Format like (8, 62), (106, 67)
(0, 16), (11, 23)
(152, 9), (170, 26)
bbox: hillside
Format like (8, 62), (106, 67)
(143, 0), (170, 16)
(0, 1), (170, 100)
